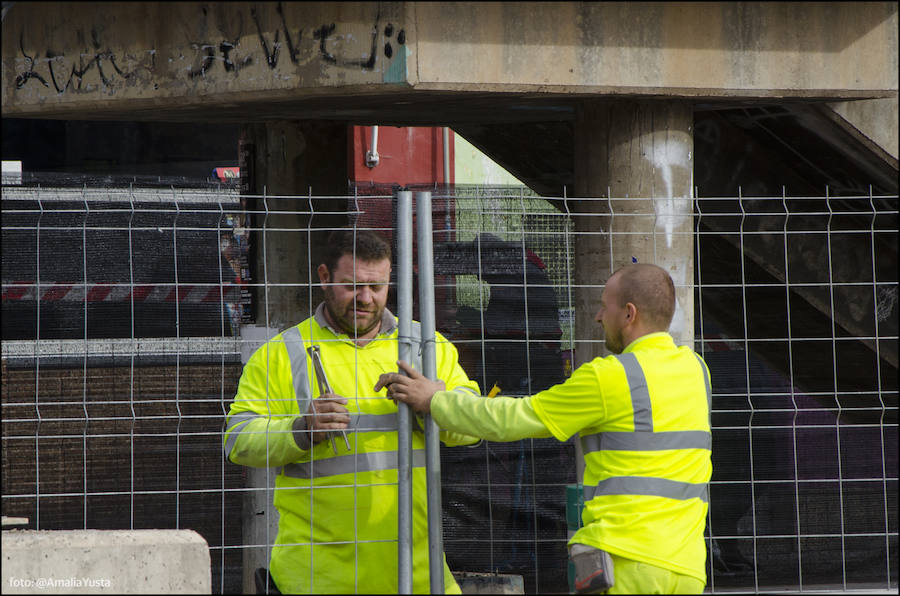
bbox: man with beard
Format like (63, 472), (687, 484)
(224, 228), (480, 594)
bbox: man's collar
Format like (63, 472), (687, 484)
(622, 331), (674, 353)
(314, 302), (397, 339)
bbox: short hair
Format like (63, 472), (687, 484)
(321, 228), (392, 275)
(613, 263), (676, 330)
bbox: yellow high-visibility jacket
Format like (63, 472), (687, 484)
(224, 304), (480, 594)
(532, 332), (712, 583)
(430, 332), (712, 584)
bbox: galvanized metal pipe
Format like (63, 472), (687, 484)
(365, 126), (380, 168)
(395, 190), (414, 594)
(442, 127), (450, 184)
(416, 191), (444, 593)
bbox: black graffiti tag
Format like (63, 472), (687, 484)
(14, 4), (392, 92)
(16, 28), (142, 92)
(255, 2), (381, 71)
(382, 23), (406, 60)
(14, 32), (49, 89)
(277, 1), (304, 65)
(188, 6), (251, 78)
(313, 17), (379, 70)
(251, 5), (281, 69)
(248, 1), (308, 70)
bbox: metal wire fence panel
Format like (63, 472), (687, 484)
(2, 178), (897, 594)
(2, 179), (247, 593)
(695, 191), (898, 594)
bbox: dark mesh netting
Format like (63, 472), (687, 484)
(2, 174), (249, 342)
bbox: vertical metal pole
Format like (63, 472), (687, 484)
(416, 191), (444, 593)
(396, 190), (414, 594)
(442, 127), (451, 184)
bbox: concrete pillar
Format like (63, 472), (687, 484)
(573, 99), (695, 365)
(239, 120), (351, 331)
(236, 122), (350, 592)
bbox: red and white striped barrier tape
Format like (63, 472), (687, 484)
(1, 281), (243, 304)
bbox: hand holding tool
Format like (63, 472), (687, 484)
(308, 345), (351, 454)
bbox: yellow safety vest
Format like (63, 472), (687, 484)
(224, 306), (480, 594)
(531, 332), (712, 583)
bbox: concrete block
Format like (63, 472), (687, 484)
(2, 529), (211, 594)
(453, 571), (525, 594)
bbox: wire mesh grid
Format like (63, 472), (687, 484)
(1, 180), (897, 594)
(694, 190), (898, 594)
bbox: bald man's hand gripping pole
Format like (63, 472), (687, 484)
(374, 360), (443, 413)
(375, 360), (552, 442)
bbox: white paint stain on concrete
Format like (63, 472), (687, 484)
(669, 295), (689, 344)
(648, 137), (692, 250)
(644, 133), (694, 346)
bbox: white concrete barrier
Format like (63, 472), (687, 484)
(2, 529), (211, 594)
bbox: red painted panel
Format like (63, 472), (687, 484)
(349, 125), (454, 185)
(347, 125), (458, 328)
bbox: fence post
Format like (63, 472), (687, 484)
(396, 190), (414, 594)
(416, 190), (445, 593)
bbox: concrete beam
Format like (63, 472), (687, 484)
(2, 1), (410, 119)
(3, 3), (896, 122)
(2, 529), (211, 594)
(826, 97), (899, 163)
(414, 2), (898, 98)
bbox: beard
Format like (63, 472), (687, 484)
(323, 287), (383, 337)
(602, 325), (624, 354)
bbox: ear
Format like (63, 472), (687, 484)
(625, 302), (637, 322)
(317, 264), (330, 284)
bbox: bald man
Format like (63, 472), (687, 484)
(376, 264), (712, 594)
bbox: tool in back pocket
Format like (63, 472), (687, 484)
(570, 543), (614, 594)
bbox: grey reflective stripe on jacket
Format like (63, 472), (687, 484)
(581, 351), (712, 502)
(615, 352), (653, 431)
(350, 412), (399, 432)
(585, 476), (709, 502)
(283, 448), (426, 479)
(453, 386), (479, 396)
(224, 410), (262, 458)
(225, 321), (432, 468)
(223, 325), (315, 460)
(581, 430), (711, 453)
(225, 412), (403, 461)
(283, 326), (314, 415)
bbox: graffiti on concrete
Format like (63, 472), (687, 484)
(250, 3), (295, 70)
(15, 28), (148, 92)
(186, 5), (252, 79)
(250, 2), (392, 71)
(13, 2), (404, 93)
(382, 22), (406, 60)
(13, 32), (49, 89)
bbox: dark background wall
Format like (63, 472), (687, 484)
(2, 118), (240, 178)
